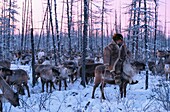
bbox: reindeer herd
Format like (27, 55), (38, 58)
(0, 50), (170, 111)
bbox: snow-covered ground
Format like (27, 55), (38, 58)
(1, 64), (170, 112)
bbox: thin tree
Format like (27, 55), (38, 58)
(8, 0), (11, 49)
(66, 0), (72, 56)
(37, 6), (48, 50)
(115, 10), (118, 33)
(101, 0), (104, 57)
(47, 0), (57, 66)
(59, 0), (64, 52)
(153, 0), (158, 61)
(81, 0), (89, 87)
(164, 0), (167, 50)
(144, 0), (149, 89)
(0, 4), (3, 60)
(21, 0), (26, 50)
(54, 0), (61, 63)
(132, 0), (137, 59)
(135, 0), (142, 59)
(24, 0), (29, 51)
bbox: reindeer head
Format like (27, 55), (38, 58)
(0, 66), (13, 78)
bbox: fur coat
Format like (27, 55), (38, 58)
(103, 40), (129, 73)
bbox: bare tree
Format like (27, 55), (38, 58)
(143, 0), (149, 89)
(81, 0), (89, 87)
(0, 0), (18, 59)
(21, 0), (26, 50)
(54, 0), (61, 63)
(47, 0), (57, 66)
(153, 0), (158, 62)
(101, 0), (104, 57)
(66, 0), (72, 56)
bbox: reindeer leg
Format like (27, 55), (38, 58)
(41, 79), (45, 92)
(100, 82), (106, 100)
(52, 83), (56, 90)
(166, 73), (168, 81)
(50, 81), (53, 93)
(46, 82), (49, 93)
(0, 100), (2, 112)
(92, 83), (100, 99)
(120, 82), (123, 98)
(70, 74), (74, 83)
(23, 82), (30, 97)
(124, 82), (128, 98)
(59, 80), (62, 91)
(64, 79), (67, 90)
(85, 75), (88, 85)
(17, 85), (25, 95)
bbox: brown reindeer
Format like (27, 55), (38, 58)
(6, 69), (30, 97)
(0, 73), (20, 111)
(0, 60), (11, 69)
(39, 66), (60, 92)
(92, 64), (138, 99)
(63, 61), (78, 83)
(0, 65), (20, 110)
(78, 63), (103, 85)
(35, 64), (69, 92)
(57, 64), (73, 91)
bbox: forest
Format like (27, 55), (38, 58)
(0, 0), (170, 112)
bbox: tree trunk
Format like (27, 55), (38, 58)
(48, 0), (57, 66)
(31, 28), (36, 86)
(37, 6), (48, 50)
(0, 8), (3, 60)
(144, 0), (149, 90)
(81, 0), (89, 87)
(66, 0), (72, 56)
(21, 1), (26, 50)
(132, 0), (137, 59)
(154, 0), (158, 62)
(135, 0), (141, 60)
(54, 0), (61, 64)
(101, 0), (104, 57)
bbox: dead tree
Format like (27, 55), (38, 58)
(47, 0), (57, 66)
(54, 0), (61, 64)
(153, 0), (158, 61)
(144, 0), (149, 89)
(81, 0), (89, 87)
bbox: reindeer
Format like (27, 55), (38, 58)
(0, 59), (11, 69)
(164, 64), (170, 81)
(78, 63), (103, 85)
(92, 63), (138, 99)
(0, 67), (20, 111)
(6, 69), (30, 97)
(34, 64), (53, 83)
(39, 66), (60, 93)
(57, 65), (69, 91)
(35, 64), (69, 92)
(63, 61), (78, 83)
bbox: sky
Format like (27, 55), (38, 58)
(15, 0), (170, 36)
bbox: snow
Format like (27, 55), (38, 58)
(1, 63), (170, 112)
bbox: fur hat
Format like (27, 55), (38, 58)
(112, 33), (123, 41)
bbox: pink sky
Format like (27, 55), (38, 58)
(16, 0), (170, 35)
